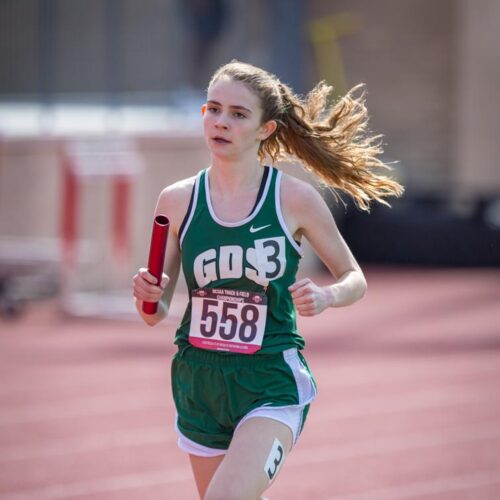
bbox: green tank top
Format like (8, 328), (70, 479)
(175, 166), (304, 354)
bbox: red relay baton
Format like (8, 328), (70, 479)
(142, 215), (170, 315)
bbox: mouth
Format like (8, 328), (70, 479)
(212, 136), (231, 144)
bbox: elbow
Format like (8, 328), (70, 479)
(135, 298), (163, 327)
(360, 279), (368, 299)
(144, 307), (167, 327)
(358, 274), (368, 300)
(143, 311), (165, 327)
(145, 317), (158, 327)
(141, 310), (159, 327)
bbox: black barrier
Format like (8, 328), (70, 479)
(339, 194), (500, 267)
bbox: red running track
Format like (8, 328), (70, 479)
(0, 266), (499, 499)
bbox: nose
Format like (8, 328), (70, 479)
(214, 114), (229, 130)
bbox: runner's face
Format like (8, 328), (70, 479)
(202, 78), (274, 159)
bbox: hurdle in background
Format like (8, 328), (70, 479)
(59, 137), (142, 317)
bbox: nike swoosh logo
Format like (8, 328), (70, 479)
(249, 224), (271, 233)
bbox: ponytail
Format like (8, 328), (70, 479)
(260, 82), (403, 211)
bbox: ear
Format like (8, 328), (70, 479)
(201, 104), (207, 116)
(257, 120), (277, 141)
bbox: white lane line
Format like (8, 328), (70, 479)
(3, 417), (500, 466)
(289, 421), (500, 467)
(1, 426), (499, 500)
(0, 427), (175, 463)
(1, 381), (496, 427)
(1, 345), (498, 398)
(322, 469), (500, 500)
(312, 386), (496, 422)
(0, 391), (167, 425)
(3, 368), (496, 426)
(315, 365), (500, 391)
(0, 468), (192, 500)
(0, 422), (500, 500)
(0, 370), (169, 398)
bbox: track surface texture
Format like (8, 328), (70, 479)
(1, 267), (499, 500)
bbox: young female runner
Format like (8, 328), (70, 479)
(133, 60), (403, 499)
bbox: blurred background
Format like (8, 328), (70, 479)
(1, 1), (500, 499)
(0, 0), (499, 317)
(0, 0), (500, 316)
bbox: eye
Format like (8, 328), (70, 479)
(233, 112), (246, 119)
(207, 106), (219, 114)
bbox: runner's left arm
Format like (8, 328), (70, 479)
(282, 176), (367, 316)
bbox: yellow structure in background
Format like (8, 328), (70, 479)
(308, 13), (361, 98)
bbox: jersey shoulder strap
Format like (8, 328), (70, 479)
(179, 169), (204, 246)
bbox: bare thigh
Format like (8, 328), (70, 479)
(204, 417), (293, 500)
(189, 454), (225, 499)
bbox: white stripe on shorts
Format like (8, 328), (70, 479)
(174, 415), (227, 457)
(235, 348), (317, 445)
(282, 347), (317, 405)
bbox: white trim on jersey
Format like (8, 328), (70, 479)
(179, 172), (201, 247)
(275, 170), (304, 256)
(204, 166), (273, 227)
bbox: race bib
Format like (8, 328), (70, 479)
(189, 288), (267, 354)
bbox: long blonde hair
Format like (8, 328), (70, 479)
(209, 60), (404, 211)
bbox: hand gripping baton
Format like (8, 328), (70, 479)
(142, 215), (169, 315)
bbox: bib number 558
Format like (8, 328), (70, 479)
(200, 299), (259, 343)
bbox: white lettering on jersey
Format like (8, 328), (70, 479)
(193, 248), (218, 287)
(193, 238), (286, 288)
(219, 245), (243, 279)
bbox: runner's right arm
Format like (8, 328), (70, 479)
(133, 177), (194, 326)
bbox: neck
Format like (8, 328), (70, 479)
(208, 155), (263, 196)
